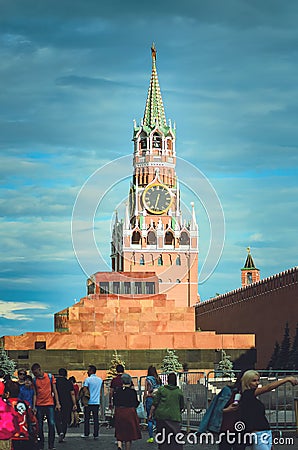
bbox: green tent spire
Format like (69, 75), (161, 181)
(242, 247), (258, 269)
(143, 43), (167, 130)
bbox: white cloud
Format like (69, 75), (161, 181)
(0, 300), (48, 321)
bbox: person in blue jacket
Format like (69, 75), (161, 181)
(198, 377), (244, 450)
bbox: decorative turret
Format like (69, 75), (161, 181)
(241, 247), (260, 287)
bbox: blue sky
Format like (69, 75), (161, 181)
(1, 0), (297, 336)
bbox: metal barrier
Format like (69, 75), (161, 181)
(97, 370), (298, 431)
(205, 370), (298, 430)
(139, 372), (207, 430)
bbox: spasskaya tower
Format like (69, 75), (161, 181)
(111, 44), (199, 307)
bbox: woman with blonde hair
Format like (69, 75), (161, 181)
(240, 370), (298, 450)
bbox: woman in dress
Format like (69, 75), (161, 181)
(143, 365), (162, 443)
(114, 373), (141, 450)
(240, 370), (298, 450)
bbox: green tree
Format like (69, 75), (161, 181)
(106, 350), (126, 379)
(288, 323), (298, 370)
(160, 349), (183, 373)
(0, 347), (16, 377)
(276, 322), (291, 370)
(218, 350), (235, 377)
(267, 341), (280, 370)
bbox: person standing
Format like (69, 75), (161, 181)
(240, 370), (298, 450)
(16, 369), (27, 388)
(68, 376), (80, 427)
(149, 372), (184, 450)
(143, 365), (162, 443)
(54, 368), (77, 443)
(109, 364), (125, 410)
(114, 373), (141, 450)
(18, 375), (35, 408)
(81, 365), (103, 440)
(31, 363), (61, 450)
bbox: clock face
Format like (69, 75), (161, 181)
(142, 184), (172, 214)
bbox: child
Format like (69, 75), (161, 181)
(18, 375), (35, 408)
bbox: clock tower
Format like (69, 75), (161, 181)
(111, 45), (199, 307)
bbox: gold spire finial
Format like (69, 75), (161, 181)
(247, 246), (251, 254)
(151, 43), (156, 61)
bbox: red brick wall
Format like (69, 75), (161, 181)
(195, 267), (298, 369)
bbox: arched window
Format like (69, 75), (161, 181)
(153, 132), (162, 149)
(176, 279), (181, 283)
(158, 255), (163, 266)
(147, 230), (157, 245)
(180, 231), (190, 245)
(168, 254), (172, 265)
(140, 254), (145, 265)
(164, 230), (174, 245)
(132, 230), (141, 244)
(176, 255), (181, 266)
(247, 272), (253, 284)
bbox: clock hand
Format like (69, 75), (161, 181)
(154, 194), (160, 209)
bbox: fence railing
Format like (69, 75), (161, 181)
(97, 370), (298, 431)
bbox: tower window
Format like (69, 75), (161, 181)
(140, 138), (147, 149)
(145, 282), (155, 294)
(135, 282), (142, 294)
(176, 279), (181, 284)
(153, 133), (162, 148)
(140, 254), (145, 265)
(165, 231), (174, 245)
(247, 272), (253, 284)
(180, 231), (190, 245)
(113, 282), (120, 294)
(158, 255), (163, 266)
(132, 230), (141, 244)
(124, 282), (131, 294)
(147, 230), (157, 245)
(99, 282), (109, 294)
(176, 255), (181, 266)
(87, 282), (95, 295)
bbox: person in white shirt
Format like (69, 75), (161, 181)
(81, 365), (103, 440)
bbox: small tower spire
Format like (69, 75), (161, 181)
(241, 247), (260, 287)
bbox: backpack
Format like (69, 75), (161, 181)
(78, 386), (90, 407)
(147, 375), (161, 395)
(0, 397), (19, 440)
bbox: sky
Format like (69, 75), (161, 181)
(1, 0), (297, 336)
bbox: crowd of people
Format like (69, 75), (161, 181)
(0, 363), (297, 450)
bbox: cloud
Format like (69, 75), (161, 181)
(0, 300), (48, 321)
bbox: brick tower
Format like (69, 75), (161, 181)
(241, 247), (260, 287)
(111, 44), (199, 307)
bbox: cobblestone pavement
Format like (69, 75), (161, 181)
(44, 425), (297, 450)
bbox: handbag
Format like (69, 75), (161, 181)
(136, 402), (146, 419)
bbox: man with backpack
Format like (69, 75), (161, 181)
(31, 363), (61, 450)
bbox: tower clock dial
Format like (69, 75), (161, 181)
(142, 183), (172, 214)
